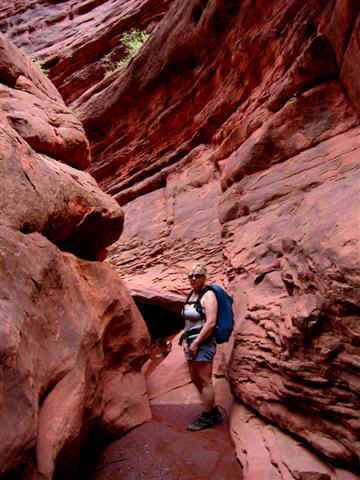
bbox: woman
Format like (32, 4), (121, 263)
(181, 262), (223, 431)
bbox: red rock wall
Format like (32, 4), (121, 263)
(2, 0), (360, 477)
(0, 0), (175, 104)
(0, 32), (151, 479)
(74, 0), (360, 472)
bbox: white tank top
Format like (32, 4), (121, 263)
(182, 301), (205, 331)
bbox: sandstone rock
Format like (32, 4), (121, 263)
(106, 147), (227, 294)
(227, 127), (360, 470)
(89, 404), (242, 480)
(0, 33), (150, 479)
(0, 119), (123, 259)
(231, 402), (360, 480)
(3, 0), (360, 477)
(0, 31), (123, 260)
(341, 13), (360, 115)
(73, 0), (360, 473)
(0, 0), (176, 104)
(0, 33), (90, 169)
(126, 282), (185, 314)
(316, 0), (359, 67)
(0, 122), (123, 260)
(74, 1), (359, 192)
(0, 227), (151, 478)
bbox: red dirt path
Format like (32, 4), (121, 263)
(90, 404), (243, 480)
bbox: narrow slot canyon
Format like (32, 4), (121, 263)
(85, 295), (243, 480)
(1, 1), (360, 479)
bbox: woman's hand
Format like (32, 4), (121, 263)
(188, 340), (199, 358)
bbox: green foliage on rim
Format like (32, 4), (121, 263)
(116, 29), (150, 68)
(103, 29), (150, 76)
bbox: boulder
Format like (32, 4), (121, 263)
(0, 227), (151, 479)
(0, 33), (151, 479)
(0, 31), (123, 260)
(0, 33), (90, 168)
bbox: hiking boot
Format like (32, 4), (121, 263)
(187, 411), (215, 431)
(211, 406), (225, 425)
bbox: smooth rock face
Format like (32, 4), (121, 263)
(106, 147), (226, 293)
(0, 227), (151, 479)
(0, 0), (175, 104)
(0, 33), (151, 479)
(0, 122), (122, 260)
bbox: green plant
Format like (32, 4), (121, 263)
(102, 29), (150, 76)
(116, 29), (150, 68)
(32, 57), (50, 76)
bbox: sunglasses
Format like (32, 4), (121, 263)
(188, 274), (204, 279)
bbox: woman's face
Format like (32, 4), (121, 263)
(188, 273), (206, 290)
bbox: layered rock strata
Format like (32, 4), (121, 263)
(231, 403), (360, 480)
(228, 127), (360, 469)
(0, 32), (151, 479)
(0, 0), (175, 104)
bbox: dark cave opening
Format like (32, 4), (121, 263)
(135, 301), (184, 342)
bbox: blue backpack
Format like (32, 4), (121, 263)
(187, 283), (234, 343)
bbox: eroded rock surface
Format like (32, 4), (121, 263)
(0, 32), (90, 168)
(74, 0), (360, 476)
(0, 33), (151, 479)
(228, 127), (360, 469)
(0, 0), (175, 104)
(2, 0), (360, 478)
(231, 403), (360, 480)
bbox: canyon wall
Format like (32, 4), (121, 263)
(2, 0), (360, 478)
(0, 0), (175, 104)
(0, 33), (151, 479)
(74, 0), (360, 474)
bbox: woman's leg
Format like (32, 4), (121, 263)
(188, 360), (214, 412)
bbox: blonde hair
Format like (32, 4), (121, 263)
(188, 262), (207, 276)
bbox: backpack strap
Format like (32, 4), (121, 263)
(185, 290), (194, 304)
(179, 289), (206, 346)
(181, 289), (194, 318)
(195, 285), (214, 320)
(198, 285), (212, 300)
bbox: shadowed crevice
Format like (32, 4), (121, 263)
(136, 301), (184, 341)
